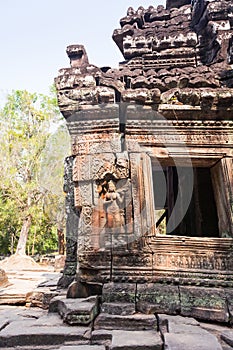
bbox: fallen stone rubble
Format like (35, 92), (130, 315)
(0, 267), (232, 349)
(0, 298), (233, 350)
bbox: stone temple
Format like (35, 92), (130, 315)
(55, 0), (233, 324)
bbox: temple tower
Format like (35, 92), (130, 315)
(55, 0), (233, 323)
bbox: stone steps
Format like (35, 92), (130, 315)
(1, 301), (233, 350)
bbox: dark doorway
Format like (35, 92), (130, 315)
(153, 166), (219, 237)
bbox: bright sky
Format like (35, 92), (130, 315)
(0, 0), (165, 103)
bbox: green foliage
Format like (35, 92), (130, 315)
(27, 217), (58, 256)
(0, 190), (19, 254)
(0, 88), (70, 256)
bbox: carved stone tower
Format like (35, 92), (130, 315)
(55, 0), (233, 323)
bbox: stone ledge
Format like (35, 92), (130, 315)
(221, 330), (233, 348)
(110, 330), (163, 350)
(94, 313), (157, 331)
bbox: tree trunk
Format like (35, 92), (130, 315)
(15, 215), (32, 255)
(57, 228), (65, 255)
(31, 226), (37, 256)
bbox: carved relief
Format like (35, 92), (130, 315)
(73, 151), (133, 251)
(74, 181), (92, 208)
(91, 176), (133, 250)
(78, 205), (93, 251)
(153, 252), (233, 271)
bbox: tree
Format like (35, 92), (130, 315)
(0, 190), (19, 255)
(0, 88), (67, 256)
(39, 122), (70, 255)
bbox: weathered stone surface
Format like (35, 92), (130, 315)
(0, 268), (9, 288)
(58, 346), (105, 350)
(58, 156), (79, 289)
(157, 314), (200, 334)
(0, 318), (90, 347)
(164, 332), (223, 350)
(0, 292), (26, 305)
(101, 302), (135, 315)
(94, 313), (157, 331)
(180, 286), (229, 323)
(136, 283), (180, 314)
(91, 329), (112, 346)
(199, 322), (233, 350)
(102, 283), (136, 304)
(111, 250), (154, 283)
(221, 330), (233, 348)
(78, 251), (112, 284)
(0, 269), (60, 306)
(26, 289), (59, 309)
(0, 305), (47, 323)
(225, 289), (233, 325)
(110, 330), (163, 349)
(159, 314), (223, 350)
(49, 295), (100, 325)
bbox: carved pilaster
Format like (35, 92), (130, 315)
(211, 158), (233, 237)
(58, 156), (80, 288)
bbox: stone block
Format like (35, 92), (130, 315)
(74, 181), (93, 207)
(0, 319), (90, 347)
(101, 302), (135, 315)
(0, 269), (9, 288)
(50, 295), (100, 325)
(0, 292), (26, 305)
(110, 330), (163, 350)
(0, 305), (47, 323)
(91, 329), (112, 345)
(157, 314), (199, 335)
(111, 251), (153, 282)
(158, 314), (200, 327)
(158, 315), (225, 350)
(78, 251), (111, 283)
(94, 313), (157, 331)
(221, 330), (233, 347)
(72, 134), (122, 156)
(49, 295), (63, 313)
(26, 289), (59, 309)
(225, 288), (233, 325)
(164, 331), (222, 350)
(102, 282), (136, 304)
(180, 286), (229, 323)
(73, 153), (117, 182)
(136, 283), (181, 314)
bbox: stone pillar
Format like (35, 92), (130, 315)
(57, 156), (79, 288)
(211, 158), (233, 237)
